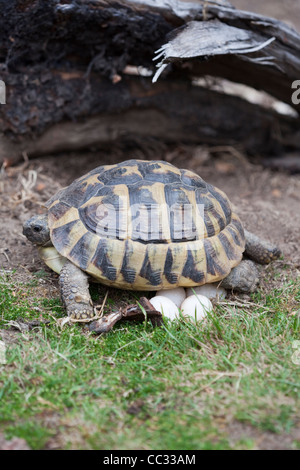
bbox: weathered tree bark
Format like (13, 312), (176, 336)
(1, 75), (299, 162)
(0, 0), (299, 164)
(133, 0), (300, 109)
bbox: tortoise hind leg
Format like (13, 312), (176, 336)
(220, 259), (259, 293)
(244, 230), (282, 264)
(219, 231), (281, 293)
(59, 260), (95, 321)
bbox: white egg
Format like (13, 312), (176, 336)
(180, 294), (213, 322)
(149, 296), (179, 320)
(186, 283), (226, 301)
(155, 287), (186, 308)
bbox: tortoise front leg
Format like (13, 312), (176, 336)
(59, 260), (95, 321)
(220, 259), (259, 293)
(244, 230), (282, 264)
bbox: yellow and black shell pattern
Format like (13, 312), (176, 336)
(45, 160), (245, 290)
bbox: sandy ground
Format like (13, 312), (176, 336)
(183, 0), (300, 32)
(232, 0), (300, 32)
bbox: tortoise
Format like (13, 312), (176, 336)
(23, 159), (281, 322)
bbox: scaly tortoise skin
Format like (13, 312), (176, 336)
(23, 159), (281, 321)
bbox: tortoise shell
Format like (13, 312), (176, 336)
(45, 159), (245, 290)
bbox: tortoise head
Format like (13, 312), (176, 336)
(23, 214), (51, 245)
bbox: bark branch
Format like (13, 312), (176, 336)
(0, 0), (299, 164)
(1, 75), (299, 164)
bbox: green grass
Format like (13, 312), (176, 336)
(0, 269), (299, 449)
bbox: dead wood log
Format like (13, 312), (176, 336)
(131, 0), (300, 109)
(0, 0), (299, 164)
(1, 75), (299, 164)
